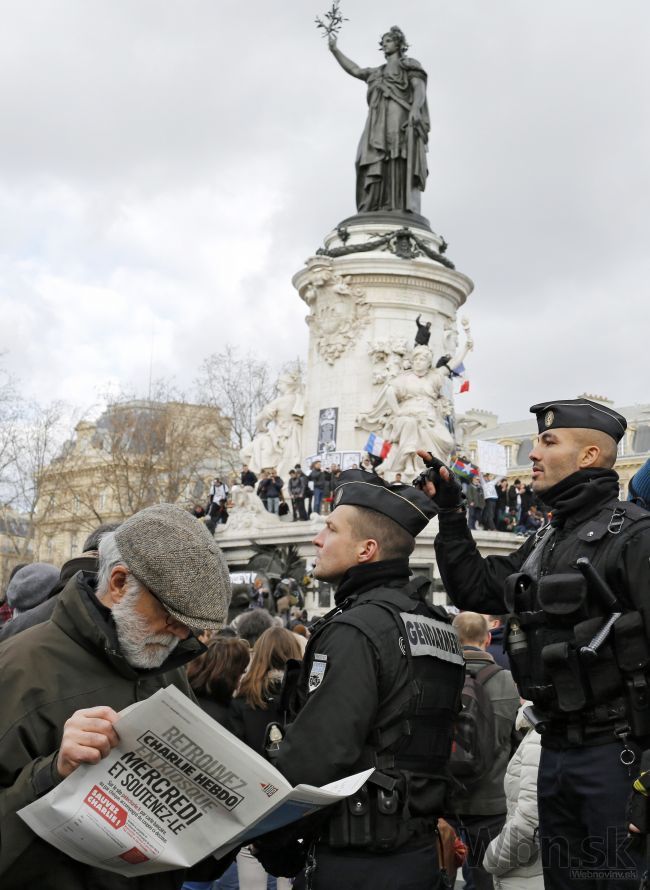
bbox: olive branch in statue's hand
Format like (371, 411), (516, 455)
(315, 1), (348, 39)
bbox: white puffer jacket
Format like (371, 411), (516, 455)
(482, 706), (544, 889)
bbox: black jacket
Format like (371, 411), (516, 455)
(275, 561), (464, 814)
(435, 470), (650, 740)
(309, 469), (326, 491)
(435, 470), (650, 617)
(230, 681), (285, 757)
(195, 695), (236, 734)
(0, 555), (97, 644)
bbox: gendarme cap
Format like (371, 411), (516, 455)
(331, 469), (437, 536)
(114, 503), (231, 630)
(530, 398), (627, 443)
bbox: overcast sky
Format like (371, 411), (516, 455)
(1, 0), (648, 426)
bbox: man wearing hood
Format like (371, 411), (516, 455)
(0, 504), (232, 890)
(421, 398), (650, 889)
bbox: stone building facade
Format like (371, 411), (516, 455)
(34, 400), (231, 567)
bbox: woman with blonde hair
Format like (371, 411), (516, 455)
(231, 626), (303, 890)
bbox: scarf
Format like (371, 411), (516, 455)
(334, 558), (410, 606)
(542, 468), (620, 524)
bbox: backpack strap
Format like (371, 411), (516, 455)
(474, 663), (503, 687)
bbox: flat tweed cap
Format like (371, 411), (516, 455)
(332, 469), (437, 536)
(114, 503), (231, 630)
(530, 398), (627, 443)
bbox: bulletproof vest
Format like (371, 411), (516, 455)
(316, 578), (465, 850)
(503, 499), (650, 739)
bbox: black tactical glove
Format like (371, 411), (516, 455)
(250, 809), (329, 877)
(251, 836), (309, 878)
(413, 453), (465, 513)
(626, 751), (650, 842)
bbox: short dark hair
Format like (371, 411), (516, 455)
(236, 609), (274, 647)
(83, 522), (122, 554)
(351, 506), (415, 560)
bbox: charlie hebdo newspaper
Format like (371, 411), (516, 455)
(18, 685), (373, 877)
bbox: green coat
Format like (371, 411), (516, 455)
(0, 572), (222, 889)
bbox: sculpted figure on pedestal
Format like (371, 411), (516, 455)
(328, 26), (429, 215)
(218, 484), (280, 532)
(357, 331), (473, 476)
(240, 371), (304, 480)
(415, 314), (432, 346)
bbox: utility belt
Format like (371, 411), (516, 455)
(506, 571), (650, 740)
(326, 771), (441, 852)
(526, 696), (641, 747)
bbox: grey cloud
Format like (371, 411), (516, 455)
(0, 0), (648, 423)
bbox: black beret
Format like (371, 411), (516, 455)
(530, 398), (627, 443)
(331, 469), (437, 536)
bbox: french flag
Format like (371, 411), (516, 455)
(365, 433), (392, 460)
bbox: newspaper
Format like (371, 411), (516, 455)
(18, 685), (373, 876)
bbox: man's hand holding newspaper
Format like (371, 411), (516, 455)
(19, 686), (372, 877)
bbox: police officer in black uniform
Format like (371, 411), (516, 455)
(419, 398), (650, 889)
(266, 468), (465, 889)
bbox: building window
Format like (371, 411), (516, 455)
(98, 493), (106, 511)
(517, 439), (534, 466)
(633, 425), (650, 454)
(504, 445), (513, 468)
(618, 438), (626, 458)
(46, 538), (53, 559)
(70, 534), (78, 557)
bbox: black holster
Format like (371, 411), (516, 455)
(327, 773), (429, 852)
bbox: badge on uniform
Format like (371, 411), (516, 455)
(308, 653), (328, 693)
(399, 613), (464, 665)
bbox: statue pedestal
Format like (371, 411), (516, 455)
(292, 219), (474, 465)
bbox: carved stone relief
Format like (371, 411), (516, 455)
(301, 264), (370, 365)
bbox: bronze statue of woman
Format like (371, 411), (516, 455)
(328, 26), (430, 215)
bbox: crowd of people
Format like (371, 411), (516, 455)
(193, 461), (349, 525)
(0, 399), (649, 890)
(196, 461), (555, 541)
(462, 473), (548, 535)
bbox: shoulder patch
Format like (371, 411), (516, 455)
(399, 613), (464, 664)
(308, 655), (328, 693)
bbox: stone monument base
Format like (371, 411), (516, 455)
(337, 210), (433, 233)
(293, 217), (474, 467)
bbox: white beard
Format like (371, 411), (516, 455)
(112, 586), (179, 669)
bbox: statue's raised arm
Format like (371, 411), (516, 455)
(325, 25), (430, 215)
(328, 35), (365, 79)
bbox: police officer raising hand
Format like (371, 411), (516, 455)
(428, 398), (650, 890)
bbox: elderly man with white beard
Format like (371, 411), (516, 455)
(0, 503), (233, 890)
